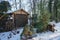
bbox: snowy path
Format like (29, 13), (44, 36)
(0, 22), (60, 40)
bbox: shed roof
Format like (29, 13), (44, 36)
(12, 9), (29, 15)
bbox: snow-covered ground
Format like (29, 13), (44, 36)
(0, 28), (23, 40)
(33, 22), (60, 40)
(0, 22), (60, 40)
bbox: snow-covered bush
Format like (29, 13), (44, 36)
(20, 25), (34, 39)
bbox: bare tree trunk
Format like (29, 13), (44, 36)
(19, 0), (21, 9)
(53, 0), (58, 22)
(15, 0), (17, 10)
(33, 0), (36, 14)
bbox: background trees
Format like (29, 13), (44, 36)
(48, 0), (60, 22)
(0, 1), (11, 12)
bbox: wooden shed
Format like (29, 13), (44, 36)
(12, 9), (29, 27)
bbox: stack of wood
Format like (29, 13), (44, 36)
(47, 24), (55, 32)
(5, 20), (14, 31)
